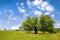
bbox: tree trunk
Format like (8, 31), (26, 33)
(34, 26), (38, 34)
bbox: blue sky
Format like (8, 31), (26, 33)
(0, 0), (60, 30)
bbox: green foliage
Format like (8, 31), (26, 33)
(20, 16), (33, 31)
(31, 17), (38, 26)
(39, 15), (55, 33)
(36, 24), (41, 31)
(19, 14), (55, 33)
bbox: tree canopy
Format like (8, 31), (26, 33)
(19, 15), (55, 34)
(39, 15), (55, 33)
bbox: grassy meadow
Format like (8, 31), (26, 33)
(0, 30), (60, 40)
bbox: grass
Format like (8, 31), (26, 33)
(0, 30), (60, 40)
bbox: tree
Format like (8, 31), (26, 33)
(20, 16), (39, 34)
(4, 28), (6, 30)
(22, 16), (33, 31)
(19, 15), (55, 34)
(31, 17), (38, 34)
(39, 15), (55, 33)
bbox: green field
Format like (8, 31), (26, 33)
(0, 31), (60, 40)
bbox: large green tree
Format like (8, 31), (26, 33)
(19, 15), (55, 34)
(39, 15), (55, 33)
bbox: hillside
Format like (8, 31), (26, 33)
(0, 30), (60, 40)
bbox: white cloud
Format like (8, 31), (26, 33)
(4, 10), (13, 14)
(8, 16), (20, 21)
(17, 3), (26, 13)
(51, 14), (55, 17)
(6, 10), (21, 21)
(6, 10), (20, 21)
(45, 12), (51, 15)
(27, 0), (54, 11)
(40, 7), (45, 11)
(0, 26), (3, 30)
(0, 12), (2, 15)
(5, 10), (20, 21)
(34, 10), (41, 16)
(20, 3), (25, 8)
(27, 0), (31, 5)
(6, 21), (10, 24)
(16, 0), (54, 18)
(27, 0), (42, 8)
(32, 0), (43, 5)
(16, 3), (19, 6)
(0, 26), (3, 27)
(0, 20), (4, 23)
(26, 0), (54, 13)
(41, 1), (48, 8)
(55, 23), (60, 28)
(18, 7), (25, 13)
(24, 13), (29, 17)
(11, 17), (18, 20)
(8, 13), (13, 19)
(11, 24), (21, 30)
(36, 6), (41, 9)
(27, 0), (32, 8)
(20, 3), (24, 5)
(45, 5), (54, 12)
(11, 26), (19, 30)
(4, 10), (14, 18)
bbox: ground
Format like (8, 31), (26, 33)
(0, 30), (60, 40)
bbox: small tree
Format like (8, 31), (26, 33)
(4, 28), (6, 30)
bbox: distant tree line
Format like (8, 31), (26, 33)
(19, 14), (56, 34)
